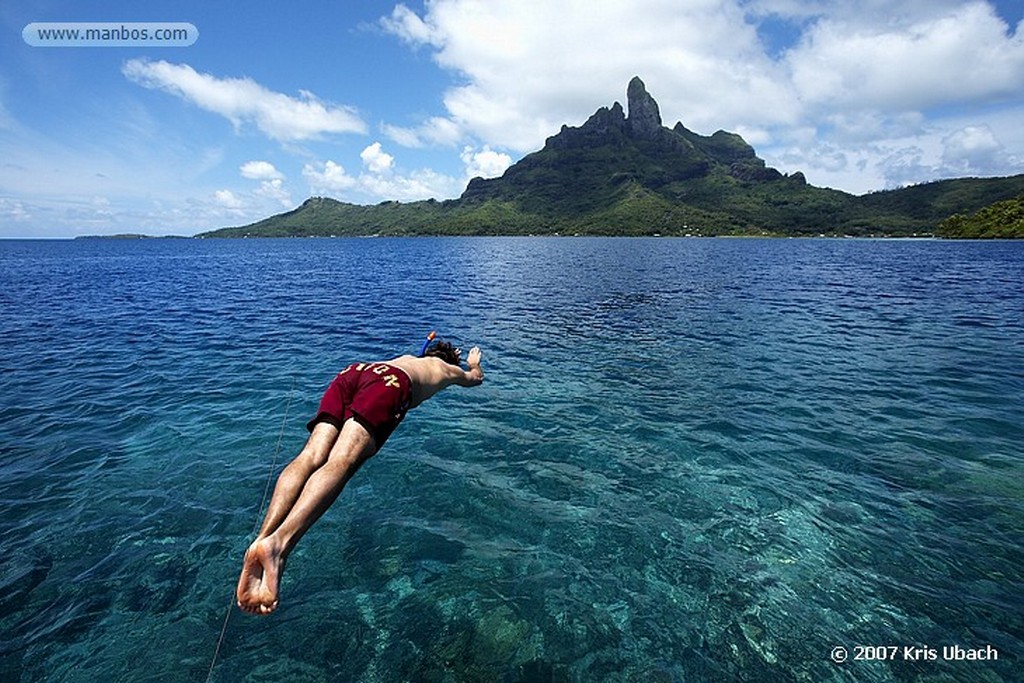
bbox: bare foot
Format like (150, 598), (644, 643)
(235, 537), (286, 615)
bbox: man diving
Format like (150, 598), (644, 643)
(235, 337), (484, 615)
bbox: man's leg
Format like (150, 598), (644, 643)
(236, 417), (377, 615)
(255, 421), (339, 539)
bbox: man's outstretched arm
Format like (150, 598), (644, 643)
(457, 346), (484, 386)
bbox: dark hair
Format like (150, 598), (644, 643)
(423, 339), (460, 365)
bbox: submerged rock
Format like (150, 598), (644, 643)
(0, 549), (53, 614)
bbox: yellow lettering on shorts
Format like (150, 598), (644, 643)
(382, 374), (401, 388)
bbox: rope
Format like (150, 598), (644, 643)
(205, 377), (296, 683)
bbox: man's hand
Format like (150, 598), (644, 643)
(464, 346), (484, 385)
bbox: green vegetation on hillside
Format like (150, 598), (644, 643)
(203, 174), (1024, 240)
(200, 78), (1024, 240)
(938, 194), (1024, 238)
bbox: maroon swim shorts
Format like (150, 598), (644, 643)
(306, 362), (412, 448)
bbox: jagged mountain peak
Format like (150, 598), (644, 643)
(200, 76), (1024, 239)
(626, 76), (662, 138)
(462, 76), (797, 207)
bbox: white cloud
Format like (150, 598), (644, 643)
(786, 2), (1024, 112)
(822, 111), (926, 144)
(0, 197), (30, 222)
(745, 0), (969, 25)
(382, 0), (798, 153)
(380, 124), (421, 149)
(211, 179), (296, 218)
(379, 0), (1024, 193)
(382, 116), (463, 148)
(360, 142), (395, 173)
(240, 160), (283, 180)
(461, 145), (512, 179)
(941, 125), (1012, 174)
(303, 142), (464, 201)
(254, 177), (293, 208)
(304, 152), (461, 203)
(381, 4), (442, 46)
(768, 116), (1022, 193)
(238, 161), (293, 208)
(359, 167), (460, 202)
(302, 160), (358, 194)
(878, 146), (931, 188)
(214, 189), (245, 210)
(122, 59), (367, 142)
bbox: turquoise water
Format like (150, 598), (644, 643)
(1, 237), (1022, 682)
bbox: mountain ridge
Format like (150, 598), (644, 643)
(201, 77), (1024, 238)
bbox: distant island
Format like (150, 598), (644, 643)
(75, 233), (188, 240)
(200, 77), (1024, 239)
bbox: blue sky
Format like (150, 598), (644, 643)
(1, 0), (1022, 237)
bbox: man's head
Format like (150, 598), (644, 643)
(422, 339), (461, 365)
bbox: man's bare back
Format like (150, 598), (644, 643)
(388, 346), (484, 408)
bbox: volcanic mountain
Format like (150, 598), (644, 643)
(202, 77), (1024, 238)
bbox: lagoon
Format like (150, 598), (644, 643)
(1, 236), (1022, 681)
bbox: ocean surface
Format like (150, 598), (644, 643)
(0, 236), (1022, 682)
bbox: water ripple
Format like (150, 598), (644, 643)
(1, 237), (1022, 681)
